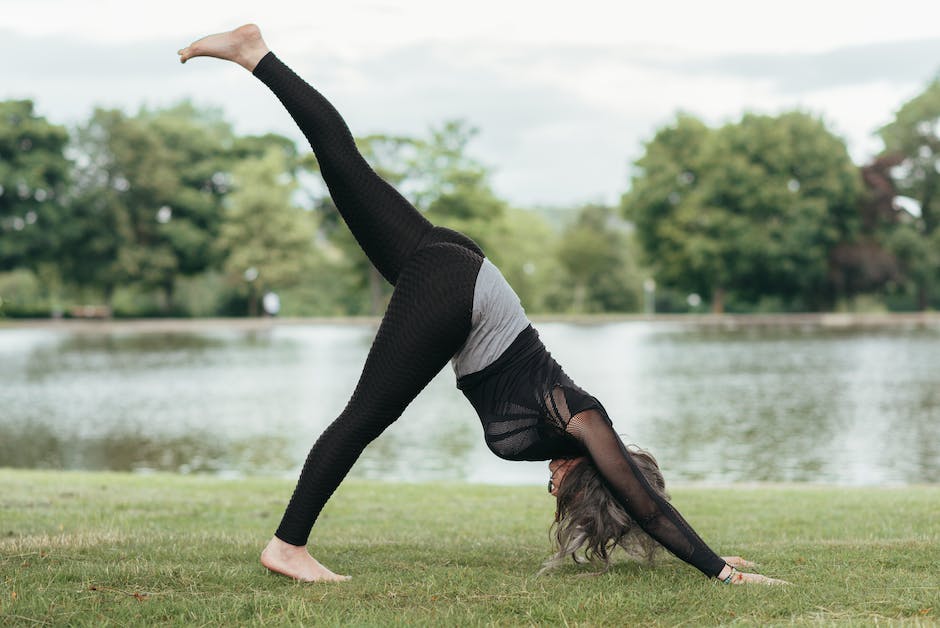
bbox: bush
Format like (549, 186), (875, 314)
(0, 269), (51, 317)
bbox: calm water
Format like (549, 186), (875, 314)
(1, 321), (938, 485)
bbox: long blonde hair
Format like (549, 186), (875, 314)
(541, 446), (667, 574)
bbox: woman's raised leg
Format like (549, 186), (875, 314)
(180, 24), (435, 285)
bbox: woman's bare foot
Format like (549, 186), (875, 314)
(260, 537), (351, 582)
(178, 24), (270, 72)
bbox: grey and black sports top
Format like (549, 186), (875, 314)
(451, 259), (531, 378)
(452, 261), (604, 461)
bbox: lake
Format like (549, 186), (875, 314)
(1, 318), (938, 486)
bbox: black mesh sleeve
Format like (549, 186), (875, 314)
(567, 410), (727, 577)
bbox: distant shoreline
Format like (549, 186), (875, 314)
(2, 311), (939, 333)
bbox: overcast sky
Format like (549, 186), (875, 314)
(4, 0), (940, 207)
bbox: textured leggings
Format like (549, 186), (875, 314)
(254, 52), (484, 546)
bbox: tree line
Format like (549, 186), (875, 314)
(1, 78), (938, 317)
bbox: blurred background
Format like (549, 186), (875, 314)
(1, 0), (938, 485)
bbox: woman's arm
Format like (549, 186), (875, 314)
(568, 410), (787, 583)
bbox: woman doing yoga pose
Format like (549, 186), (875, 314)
(178, 25), (785, 586)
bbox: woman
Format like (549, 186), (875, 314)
(178, 25), (785, 585)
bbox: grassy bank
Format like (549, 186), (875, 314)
(3, 311), (940, 332)
(1, 470), (937, 626)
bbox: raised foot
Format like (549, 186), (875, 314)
(260, 537), (351, 583)
(177, 23), (269, 71)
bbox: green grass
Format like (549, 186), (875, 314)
(1, 470), (937, 626)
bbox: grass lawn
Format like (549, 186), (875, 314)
(1, 469), (937, 626)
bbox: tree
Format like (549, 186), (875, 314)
(878, 78), (940, 309)
(828, 154), (904, 301)
(555, 204), (640, 313)
(300, 120), (519, 315)
(65, 102), (235, 310)
(217, 148), (318, 316)
(0, 100), (70, 271)
(884, 222), (940, 310)
(624, 112), (860, 312)
(419, 121), (507, 249)
(623, 114), (714, 305)
(486, 206), (561, 314)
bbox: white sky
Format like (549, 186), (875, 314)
(4, 0), (940, 206)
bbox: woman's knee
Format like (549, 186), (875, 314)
(402, 242), (482, 281)
(420, 226), (484, 257)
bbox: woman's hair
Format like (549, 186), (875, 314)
(540, 446), (667, 574)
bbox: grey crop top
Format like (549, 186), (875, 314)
(451, 258), (531, 378)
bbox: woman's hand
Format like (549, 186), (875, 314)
(728, 571), (790, 585)
(718, 557), (790, 585)
(720, 556), (756, 570)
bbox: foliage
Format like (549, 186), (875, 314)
(553, 204), (641, 313)
(0, 269), (46, 317)
(0, 100), (70, 272)
(625, 112), (860, 312)
(65, 103), (236, 310)
(217, 148), (318, 316)
(487, 207), (562, 314)
(878, 78), (940, 309)
(302, 120), (564, 315)
(829, 154), (905, 302)
(420, 121), (507, 243)
(7, 91), (939, 316)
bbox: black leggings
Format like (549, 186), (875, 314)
(254, 52), (484, 545)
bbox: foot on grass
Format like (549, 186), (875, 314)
(260, 536), (351, 582)
(178, 23), (269, 72)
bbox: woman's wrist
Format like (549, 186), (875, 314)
(717, 564), (736, 583)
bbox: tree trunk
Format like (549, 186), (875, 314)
(918, 281), (928, 311)
(248, 290), (259, 317)
(162, 281), (175, 314)
(711, 286), (726, 314)
(369, 266), (384, 316)
(573, 283), (587, 313)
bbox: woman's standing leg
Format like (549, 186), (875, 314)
(264, 243), (481, 579)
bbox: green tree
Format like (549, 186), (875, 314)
(418, 121), (508, 253)
(486, 207), (560, 314)
(623, 114), (713, 306)
(297, 131), (433, 315)
(555, 204), (640, 313)
(884, 222), (940, 310)
(300, 120), (521, 315)
(878, 78), (940, 309)
(65, 103), (235, 311)
(625, 112), (860, 312)
(0, 100), (70, 271)
(218, 148), (318, 316)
